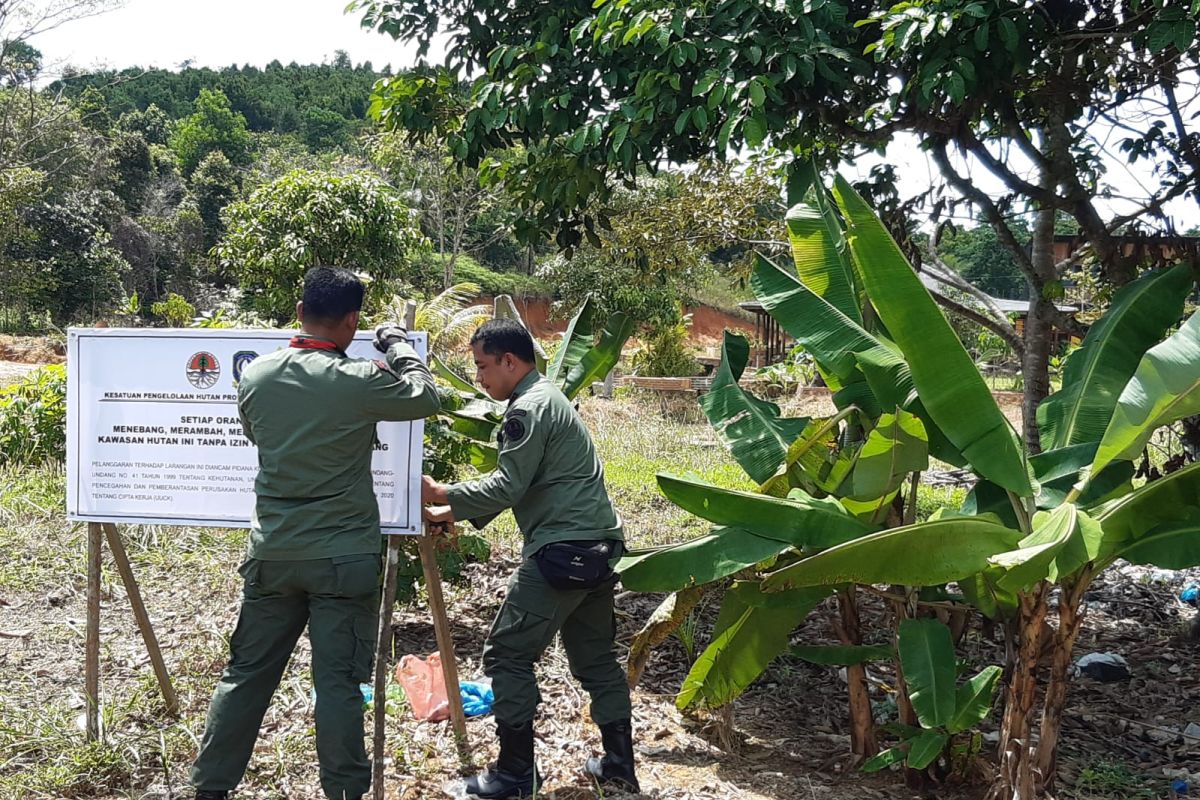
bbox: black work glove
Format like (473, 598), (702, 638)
(373, 323), (408, 354)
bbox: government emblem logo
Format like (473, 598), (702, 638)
(232, 350), (258, 384)
(186, 351), (220, 390)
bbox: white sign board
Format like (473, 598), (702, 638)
(66, 328), (427, 533)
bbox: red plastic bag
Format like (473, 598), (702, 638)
(395, 653), (450, 722)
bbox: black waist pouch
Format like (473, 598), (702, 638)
(534, 540), (617, 591)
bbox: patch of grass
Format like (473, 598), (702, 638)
(915, 485), (968, 522)
(1072, 758), (1160, 799)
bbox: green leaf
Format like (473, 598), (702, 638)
(998, 17), (1018, 51)
(1090, 310), (1200, 478)
(446, 409), (501, 442)
(1097, 461), (1200, 567)
(466, 442), (498, 472)
(848, 409), (929, 501)
(678, 584), (828, 709)
(1038, 264), (1192, 450)
(988, 503), (1078, 592)
(674, 108), (692, 135)
(784, 197), (861, 325)
(617, 527), (795, 592)
(546, 295), (597, 383)
(750, 254), (887, 387)
(832, 175), (1031, 496)
(790, 644), (893, 665)
(744, 113), (767, 148)
(431, 352), (477, 394)
(898, 618), (956, 728)
(763, 516), (1023, 591)
(700, 331), (812, 483)
(749, 79), (766, 108)
(561, 311), (634, 400)
(657, 473), (875, 550)
(948, 665), (1002, 734)
(906, 730), (949, 770)
(862, 746), (906, 773)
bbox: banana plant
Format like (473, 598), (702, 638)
(433, 293), (635, 465)
(619, 169), (1200, 798)
(863, 619), (1001, 777)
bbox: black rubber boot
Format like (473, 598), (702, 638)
(465, 720), (538, 799)
(194, 791), (228, 800)
(585, 719), (640, 793)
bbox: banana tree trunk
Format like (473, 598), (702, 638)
(1033, 576), (1089, 790)
(992, 586), (1049, 800)
(834, 587), (877, 760)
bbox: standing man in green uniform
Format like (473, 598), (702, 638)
(191, 266), (439, 800)
(422, 319), (639, 799)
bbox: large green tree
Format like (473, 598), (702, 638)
(169, 88), (253, 176)
(215, 169), (426, 322)
(355, 0), (1200, 449)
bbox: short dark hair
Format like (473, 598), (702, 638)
(470, 319), (536, 363)
(302, 266), (364, 322)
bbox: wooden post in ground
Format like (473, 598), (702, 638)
(417, 525), (469, 763)
(102, 524), (179, 715)
(85, 522), (102, 741)
(372, 300), (421, 800)
(372, 538), (403, 800)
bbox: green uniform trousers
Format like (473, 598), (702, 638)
(191, 553), (381, 800)
(483, 557), (632, 727)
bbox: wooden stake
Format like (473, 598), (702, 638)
(372, 538), (402, 800)
(417, 525), (470, 764)
(372, 299), (419, 800)
(85, 522), (102, 741)
(102, 524), (179, 716)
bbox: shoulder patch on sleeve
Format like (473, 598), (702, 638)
(506, 407), (528, 418)
(374, 359), (401, 379)
(502, 416), (526, 443)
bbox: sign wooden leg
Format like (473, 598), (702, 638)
(417, 526), (470, 765)
(101, 524), (179, 716)
(85, 522), (102, 741)
(372, 537), (402, 800)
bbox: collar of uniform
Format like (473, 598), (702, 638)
(289, 334), (347, 356)
(509, 369), (541, 403)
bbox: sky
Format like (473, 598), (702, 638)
(28, 0), (426, 75)
(23, 0), (1197, 230)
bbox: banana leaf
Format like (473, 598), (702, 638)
(832, 175), (1031, 497)
(677, 582), (829, 709)
(1038, 264), (1192, 450)
(1090, 310), (1200, 479)
(700, 331), (811, 483)
(617, 526), (795, 593)
(446, 409), (501, 442)
(759, 415), (860, 498)
(898, 618), (956, 729)
(431, 352), (478, 394)
(906, 731), (949, 770)
(762, 516), (1023, 591)
(790, 644), (894, 665)
(562, 311), (635, 400)
(855, 347), (965, 467)
(948, 665), (1003, 734)
(546, 295), (596, 384)
(750, 254), (887, 388)
(785, 200), (861, 325)
(848, 409), (929, 501)
(657, 472), (875, 550)
(987, 504), (1078, 592)
(1095, 461), (1200, 566)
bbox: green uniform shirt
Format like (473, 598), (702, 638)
(446, 370), (623, 558)
(237, 337), (439, 561)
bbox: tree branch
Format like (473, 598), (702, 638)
(929, 286), (1025, 354)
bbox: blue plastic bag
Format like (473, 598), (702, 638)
(460, 681), (494, 717)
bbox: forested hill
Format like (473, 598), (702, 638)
(52, 51), (387, 136)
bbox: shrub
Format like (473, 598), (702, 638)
(0, 364), (67, 466)
(150, 293), (195, 327)
(631, 316), (699, 377)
